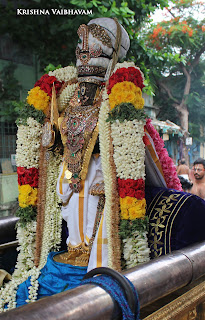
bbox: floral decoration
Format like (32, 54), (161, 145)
(99, 88), (116, 268)
(17, 167), (39, 188)
(120, 197), (146, 220)
(122, 231), (150, 268)
(16, 104), (45, 126)
(0, 66), (73, 311)
(145, 118), (182, 191)
(38, 152), (62, 269)
(34, 74), (63, 97)
(107, 66), (145, 94)
(106, 64), (150, 269)
(27, 86), (50, 113)
(106, 103), (147, 124)
(111, 120), (146, 180)
(18, 185), (38, 208)
(16, 117), (42, 169)
(48, 66), (77, 82)
(109, 81), (144, 110)
(57, 82), (78, 112)
(118, 178), (145, 199)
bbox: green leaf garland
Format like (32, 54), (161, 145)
(16, 102), (45, 126)
(15, 206), (37, 227)
(119, 216), (149, 239)
(106, 102), (147, 123)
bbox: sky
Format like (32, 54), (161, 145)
(151, 1), (205, 23)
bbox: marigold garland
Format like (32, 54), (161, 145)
(109, 81), (144, 110)
(18, 185), (38, 208)
(107, 66), (145, 94)
(27, 86), (50, 113)
(0, 66), (77, 312)
(108, 64), (150, 268)
(120, 197), (146, 220)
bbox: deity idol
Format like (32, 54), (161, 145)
(53, 17), (151, 271)
(3, 17), (198, 312)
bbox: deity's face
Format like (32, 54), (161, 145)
(76, 23), (113, 72)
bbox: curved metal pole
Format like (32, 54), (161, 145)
(1, 241), (205, 320)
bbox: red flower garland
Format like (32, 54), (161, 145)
(34, 74), (63, 97)
(145, 119), (182, 191)
(107, 67), (145, 94)
(118, 178), (145, 199)
(17, 167), (39, 188)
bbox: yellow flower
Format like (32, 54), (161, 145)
(120, 197), (146, 220)
(27, 86), (50, 113)
(128, 198), (146, 220)
(18, 185), (38, 208)
(120, 208), (129, 219)
(120, 196), (137, 210)
(109, 81), (144, 110)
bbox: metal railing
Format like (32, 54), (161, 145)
(1, 241), (205, 319)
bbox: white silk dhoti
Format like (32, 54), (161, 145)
(56, 155), (108, 271)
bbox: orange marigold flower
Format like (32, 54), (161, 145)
(202, 26), (205, 32)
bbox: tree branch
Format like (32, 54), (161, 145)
(190, 42), (205, 72)
(158, 80), (180, 104)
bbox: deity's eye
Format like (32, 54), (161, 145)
(78, 38), (82, 44)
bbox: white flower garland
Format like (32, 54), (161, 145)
(48, 66), (77, 82)
(39, 152), (62, 269)
(99, 89), (114, 268)
(57, 83), (78, 112)
(16, 117), (42, 169)
(25, 267), (41, 304)
(123, 231), (150, 269)
(111, 120), (145, 180)
(113, 61), (135, 73)
(13, 221), (37, 278)
(0, 263), (40, 312)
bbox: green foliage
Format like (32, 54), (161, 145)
(0, 0), (168, 71)
(142, 0), (205, 135)
(15, 102), (45, 126)
(0, 63), (22, 122)
(119, 217), (149, 239)
(44, 63), (62, 74)
(16, 206), (37, 227)
(106, 103), (147, 123)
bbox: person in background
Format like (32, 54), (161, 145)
(189, 158), (205, 200)
(177, 158), (190, 182)
(177, 158), (192, 192)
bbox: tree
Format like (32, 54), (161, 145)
(0, 0), (168, 70)
(0, 63), (22, 122)
(142, 0), (205, 161)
